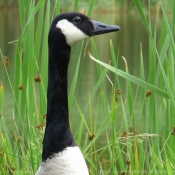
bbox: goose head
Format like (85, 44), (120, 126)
(48, 12), (120, 46)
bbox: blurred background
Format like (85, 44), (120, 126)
(0, 0), (162, 120)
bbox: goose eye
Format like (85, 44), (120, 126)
(73, 16), (81, 24)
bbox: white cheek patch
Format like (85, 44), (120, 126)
(56, 19), (89, 45)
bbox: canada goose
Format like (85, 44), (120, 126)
(35, 12), (120, 175)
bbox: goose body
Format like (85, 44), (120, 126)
(35, 12), (120, 175)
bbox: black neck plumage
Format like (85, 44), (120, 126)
(42, 32), (76, 161)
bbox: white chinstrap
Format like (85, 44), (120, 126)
(56, 19), (88, 45)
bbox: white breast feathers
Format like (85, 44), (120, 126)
(35, 146), (89, 175)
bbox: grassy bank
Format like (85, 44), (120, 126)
(0, 0), (175, 174)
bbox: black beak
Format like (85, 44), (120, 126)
(90, 20), (120, 36)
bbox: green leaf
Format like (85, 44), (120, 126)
(88, 52), (170, 99)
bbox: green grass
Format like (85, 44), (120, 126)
(0, 0), (175, 174)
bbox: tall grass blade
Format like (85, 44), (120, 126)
(88, 52), (170, 99)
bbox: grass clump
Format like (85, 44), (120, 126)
(0, 0), (175, 175)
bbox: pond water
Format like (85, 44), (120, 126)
(0, 8), (153, 148)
